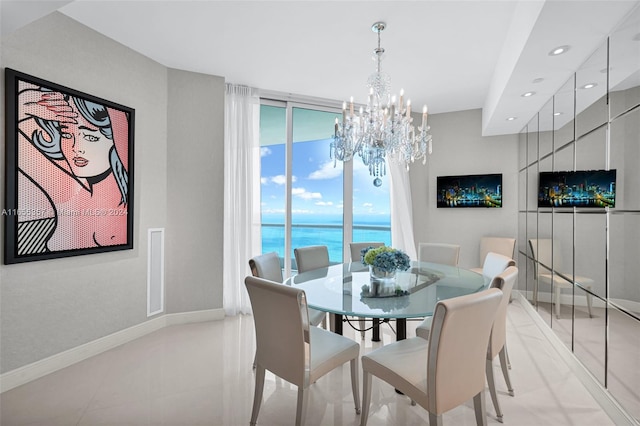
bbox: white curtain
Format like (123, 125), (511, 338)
(388, 161), (418, 260)
(223, 84), (261, 316)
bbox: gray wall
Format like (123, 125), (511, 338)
(166, 69), (224, 313)
(410, 109), (519, 268)
(0, 12), (224, 373)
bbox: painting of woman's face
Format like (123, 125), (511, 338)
(60, 110), (114, 178)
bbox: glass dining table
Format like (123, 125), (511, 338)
(285, 261), (489, 340)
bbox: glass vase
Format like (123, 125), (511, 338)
(369, 265), (397, 297)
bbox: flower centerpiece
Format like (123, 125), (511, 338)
(360, 246), (411, 297)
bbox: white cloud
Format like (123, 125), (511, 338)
(270, 175), (297, 185)
(308, 161), (343, 180)
(271, 175), (286, 185)
(363, 202), (373, 208)
(292, 187), (322, 200)
(315, 201), (334, 206)
(260, 177), (268, 185)
(260, 147), (272, 157)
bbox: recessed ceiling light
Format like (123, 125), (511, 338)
(580, 83), (598, 89)
(554, 112), (563, 116)
(549, 45), (571, 56)
(506, 117), (517, 121)
(521, 91), (536, 97)
(532, 78), (545, 84)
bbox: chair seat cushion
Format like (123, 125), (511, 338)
(309, 326), (359, 382)
(469, 267), (482, 275)
(362, 337), (429, 406)
(538, 273), (594, 288)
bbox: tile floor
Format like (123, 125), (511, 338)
(0, 297), (618, 426)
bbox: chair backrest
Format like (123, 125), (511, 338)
(418, 242), (460, 266)
(249, 252), (283, 282)
(427, 287), (502, 415)
(294, 245), (330, 273)
(348, 242), (384, 262)
(487, 266), (518, 359)
(529, 238), (561, 278)
(245, 276), (308, 386)
(479, 237), (516, 266)
(482, 252), (516, 281)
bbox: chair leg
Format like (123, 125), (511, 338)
(499, 347), (514, 396)
(360, 371), (372, 426)
(555, 286), (562, 319)
(586, 290), (593, 318)
(329, 314), (336, 332)
(321, 314), (327, 330)
(296, 386), (309, 426)
(350, 358), (361, 414)
(428, 413), (443, 426)
(505, 342), (511, 370)
(252, 352), (256, 369)
(486, 359), (503, 423)
(473, 390), (488, 426)
(359, 318), (366, 339)
(250, 365), (265, 426)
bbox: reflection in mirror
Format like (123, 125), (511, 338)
(539, 99), (554, 158)
(576, 42), (608, 137)
(526, 212), (538, 302)
(537, 211), (553, 328)
(518, 169), (526, 211)
(609, 5), (640, 119)
(554, 143), (574, 172)
(574, 285), (605, 386)
(527, 121), (538, 168)
(554, 75), (575, 147)
(609, 214), (640, 316)
(527, 163), (538, 211)
(576, 126), (607, 170)
(608, 304), (640, 420)
(519, 130), (527, 169)
(610, 107), (640, 210)
(517, 211), (527, 294)
(575, 213), (606, 300)
(551, 211), (573, 350)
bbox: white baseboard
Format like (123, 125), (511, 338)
(513, 291), (639, 426)
(0, 308), (225, 393)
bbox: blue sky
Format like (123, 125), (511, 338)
(259, 105), (390, 220)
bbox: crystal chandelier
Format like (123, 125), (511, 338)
(330, 22), (432, 187)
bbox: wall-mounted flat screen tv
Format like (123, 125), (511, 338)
(538, 170), (616, 208)
(437, 174), (502, 208)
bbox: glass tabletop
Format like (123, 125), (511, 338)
(286, 261), (489, 319)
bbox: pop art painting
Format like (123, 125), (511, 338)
(4, 69), (134, 264)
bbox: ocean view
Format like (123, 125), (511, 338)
(261, 214), (391, 263)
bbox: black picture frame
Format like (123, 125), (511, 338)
(437, 173), (503, 208)
(538, 170), (616, 208)
(4, 68), (135, 264)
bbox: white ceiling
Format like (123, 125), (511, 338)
(2, 0), (639, 135)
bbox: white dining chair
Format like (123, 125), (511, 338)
(418, 242), (460, 266)
(415, 252), (514, 340)
(245, 276), (361, 426)
(470, 237), (516, 275)
(249, 252), (326, 328)
(484, 266), (518, 423)
(529, 239), (593, 318)
(360, 288), (503, 426)
(294, 245), (330, 273)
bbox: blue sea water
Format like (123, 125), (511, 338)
(261, 213), (391, 263)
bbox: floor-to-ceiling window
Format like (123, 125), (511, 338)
(259, 98), (391, 276)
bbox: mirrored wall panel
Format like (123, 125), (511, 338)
(517, 11), (640, 419)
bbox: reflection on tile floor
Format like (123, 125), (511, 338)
(1, 298), (618, 425)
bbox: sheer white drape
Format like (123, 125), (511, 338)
(388, 161), (418, 260)
(223, 84), (261, 316)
